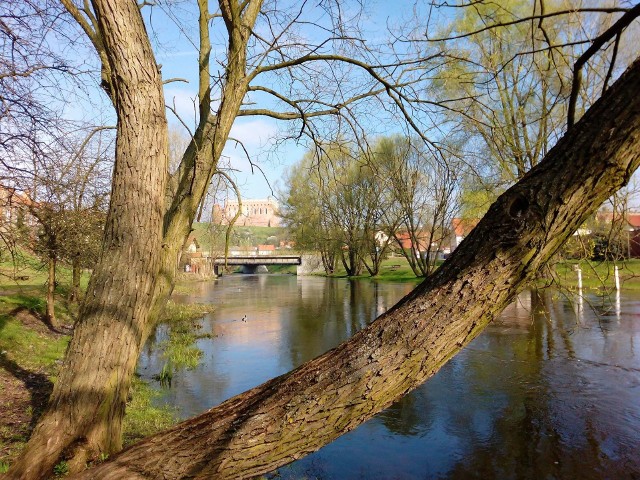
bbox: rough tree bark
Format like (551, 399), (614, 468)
(7, 0), (169, 477)
(76, 57), (640, 479)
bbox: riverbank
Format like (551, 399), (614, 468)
(0, 280), (208, 473)
(325, 255), (640, 289)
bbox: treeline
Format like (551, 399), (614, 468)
(280, 136), (462, 277)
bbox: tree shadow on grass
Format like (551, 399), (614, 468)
(0, 352), (53, 434)
(8, 302), (70, 336)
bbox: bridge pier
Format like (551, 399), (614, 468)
(240, 265), (269, 274)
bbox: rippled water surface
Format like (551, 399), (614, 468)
(138, 275), (640, 479)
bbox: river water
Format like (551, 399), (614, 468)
(137, 275), (640, 479)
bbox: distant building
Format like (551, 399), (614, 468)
(595, 210), (640, 258)
(0, 185), (37, 229)
(450, 218), (480, 250)
(229, 245), (257, 256)
(185, 235), (200, 253)
(596, 210), (640, 230)
(215, 197), (282, 227)
(257, 244), (275, 255)
(395, 231), (429, 251)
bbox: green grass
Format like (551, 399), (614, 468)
(325, 255), (425, 282)
(152, 301), (214, 383)
(0, 293), (71, 467)
(267, 264), (298, 274)
(122, 377), (177, 446)
(0, 304), (69, 376)
(545, 259), (640, 290)
(191, 222), (288, 252)
(0, 295), (181, 463)
(0, 248), (89, 326)
(1, 248), (62, 288)
(160, 300), (211, 325)
(318, 253), (640, 290)
(371, 257), (432, 282)
(0, 258), (202, 467)
(53, 460), (69, 477)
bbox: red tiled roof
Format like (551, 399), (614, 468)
(451, 218), (479, 237)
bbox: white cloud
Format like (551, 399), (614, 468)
(229, 119), (278, 148)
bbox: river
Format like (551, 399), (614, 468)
(137, 274), (640, 479)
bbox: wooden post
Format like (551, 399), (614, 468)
(615, 265), (620, 290)
(577, 266), (582, 291)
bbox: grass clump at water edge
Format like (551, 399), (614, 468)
(0, 293), (208, 468)
(153, 301), (214, 386)
(123, 376), (178, 446)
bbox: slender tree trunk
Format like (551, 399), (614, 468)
(7, 0), (169, 477)
(69, 257), (81, 302)
(76, 57), (640, 480)
(45, 256), (56, 328)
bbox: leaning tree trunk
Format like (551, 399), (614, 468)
(7, 0), (169, 478)
(76, 58), (640, 479)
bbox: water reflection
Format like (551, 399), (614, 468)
(137, 276), (415, 419)
(138, 278), (640, 479)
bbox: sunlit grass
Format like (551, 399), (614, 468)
(152, 301), (214, 384)
(546, 259), (640, 291)
(0, 305), (69, 375)
(123, 377), (177, 446)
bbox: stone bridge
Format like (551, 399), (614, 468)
(211, 255), (302, 275)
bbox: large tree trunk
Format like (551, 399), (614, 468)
(76, 58), (640, 479)
(7, 0), (169, 477)
(9, 1), (264, 478)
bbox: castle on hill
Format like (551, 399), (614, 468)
(213, 197), (282, 227)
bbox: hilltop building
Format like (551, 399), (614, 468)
(213, 197), (282, 227)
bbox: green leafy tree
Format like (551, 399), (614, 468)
(281, 151), (342, 274)
(283, 142), (396, 277)
(376, 136), (460, 276)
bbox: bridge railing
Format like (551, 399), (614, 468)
(209, 255), (302, 266)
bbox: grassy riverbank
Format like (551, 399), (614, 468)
(325, 255), (640, 290)
(0, 294), (212, 470)
(324, 256), (426, 282)
(0, 252), (213, 471)
(548, 259), (640, 290)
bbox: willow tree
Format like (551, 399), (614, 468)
(375, 135), (460, 277)
(8, 1), (640, 479)
(429, 1), (636, 203)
